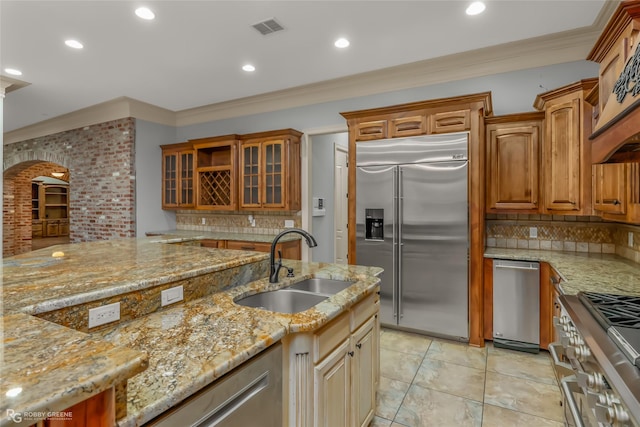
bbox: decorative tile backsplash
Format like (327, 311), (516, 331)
(176, 210), (302, 235)
(485, 214), (640, 264)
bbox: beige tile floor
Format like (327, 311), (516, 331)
(369, 328), (564, 427)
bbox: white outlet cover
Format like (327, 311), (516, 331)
(161, 286), (184, 307)
(529, 227), (538, 239)
(629, 232), (634, 247)
(88, 302), (120, 328)
(284, 220), (294, 228)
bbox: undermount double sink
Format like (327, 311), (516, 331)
(235, 278), (353, 314)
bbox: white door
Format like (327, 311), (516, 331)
(334, 145), (348, 264)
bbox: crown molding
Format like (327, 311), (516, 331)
(4, 97), (175, 145)
(175, 26), (603, 127)
(4, 2), (617, 144)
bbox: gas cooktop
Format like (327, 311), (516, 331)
(579, 291), (640, 368)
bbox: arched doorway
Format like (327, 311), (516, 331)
(3, 161), (70, 257)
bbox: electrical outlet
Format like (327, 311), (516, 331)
(88, 302), (120, 328)
(284, 220), (294, 228)
(529, 227), (538, 239)
(161, 285), (184, 307)
(201, 218), (206, 225)
(629, 232), (634, 247)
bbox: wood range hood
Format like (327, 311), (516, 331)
(588, 0), (640, 164)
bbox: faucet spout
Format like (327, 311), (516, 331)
(269, 228), (318, 283)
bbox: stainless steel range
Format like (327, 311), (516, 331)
(551, 292), (640, 427)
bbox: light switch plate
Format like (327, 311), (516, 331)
(161, 285), (184, 307)
(529, 227), (538, 239)
(88, 302), (120, 328)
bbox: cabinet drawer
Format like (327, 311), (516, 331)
(390, 115), (426, 138)
(355, 120), (388, 141)
(226, 240), (271, 252)
(429, 109), (471, 133)
(351, 292), (379, 332)
(314, 312), (350, 363)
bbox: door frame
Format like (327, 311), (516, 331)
(300, 125), (348, 262)
(334, 144), (349, 263)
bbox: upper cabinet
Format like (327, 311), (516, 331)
(192, 135), (239, 210)
(161, 129), (302, 212)
(534, 79), (597, 215)
(587, 0), (640, 163)
(161, 142), (195, 209)
(485, 113), (543, 213)
(593, 162), (640, 224)
(239, 129), (302, 211)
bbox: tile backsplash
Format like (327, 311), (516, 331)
(176, 210), (302, 235)
(485, 214), (640, 264)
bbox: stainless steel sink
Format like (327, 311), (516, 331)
(235, 289), (328, 313)
(287, 278), (353, 295)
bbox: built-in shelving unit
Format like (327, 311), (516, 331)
(31, 179), (70, 238)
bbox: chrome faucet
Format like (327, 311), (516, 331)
(269, 228), (318, 283)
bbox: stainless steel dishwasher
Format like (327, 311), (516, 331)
(145, 342), (282, 427)
(493, 259), (540, 353)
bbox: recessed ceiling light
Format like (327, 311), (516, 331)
(242, 64), (256, 72)
(4, 68), (22, 76)
(65, 39), (84, 49)
(466, 1), (486, 15)
(135, 7), (155, 20)
(334, 38), (350, 48)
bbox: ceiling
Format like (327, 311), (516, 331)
(1, 1), (612, 135)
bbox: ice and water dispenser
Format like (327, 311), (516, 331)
(365, 209), (384, 240)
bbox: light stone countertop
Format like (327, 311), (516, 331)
(484, 248), (640, 296)
(1, 236), (382, 427)
(145, 229), (302, 244)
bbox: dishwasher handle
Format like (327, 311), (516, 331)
(494, 263), (539, 271)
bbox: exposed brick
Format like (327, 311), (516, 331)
(3, 118), (136, 257)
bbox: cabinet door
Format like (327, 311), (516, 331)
(240, 143), (262, 208)
(544, 99), (582, 212)
(226, 240), (271, 252)
(262, 140), (286, 209)
(179, 151), (194, 207)
(592, 163), (626, 214)
(314, 339), (351, 427)
(351, 316), (376, 427)
(46, 221), (60, 237)
(627, 164), (640, 224)
(486, 122), (540, 211)
(162, 152), (179, 208)
(355, 120), (387, 141)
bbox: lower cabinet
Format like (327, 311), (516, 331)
(226, 239), (301, 260)
(284, 290), (380, 427)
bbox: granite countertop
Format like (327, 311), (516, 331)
(1, 313), (148, 427)
(1, 236), (382, 427)
(145, 229), (302, 244)
(2, 237), (268, 315)
(484, 248), (640, 296)
(91, 261), (382, 427)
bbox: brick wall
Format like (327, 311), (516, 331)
(3, 118), (136, 257)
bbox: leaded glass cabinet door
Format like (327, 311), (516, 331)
(162, 152), (178, 208)
(241, 142), (261, 208)
(179, 151), (194, 207)
(262, 140), (286, 208)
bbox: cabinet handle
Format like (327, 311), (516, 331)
(356, 343), (362, 349)
(613, 199), (621, 205)
(348, 351), (355, 357)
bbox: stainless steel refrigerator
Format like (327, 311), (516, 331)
(356, 132), (469, 340)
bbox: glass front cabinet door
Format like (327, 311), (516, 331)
(161, 142), (195, 209)
(239, 129), (301, 211)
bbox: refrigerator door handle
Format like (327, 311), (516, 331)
(398, 168), (403, 319)
(392, 167), (398, 320)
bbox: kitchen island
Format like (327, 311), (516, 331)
(1, 235), (382, 427)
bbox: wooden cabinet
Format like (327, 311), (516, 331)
(593, 163), (626, 215)
(226, 239), (301, 260)
(38, 388), (115, 427)
(31, 182), (70, 238)
(161, 142), (195, 209)
(593, 162), (640, 224)
(285, 290), (380, 427)
(239, 129), (302, 211)
(534, 79), (597, 215)
(485, 113), (543, 213)
(192, 136), (239, 210)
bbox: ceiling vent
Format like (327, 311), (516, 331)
(252, 18), (284, 36)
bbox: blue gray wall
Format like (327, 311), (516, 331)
(311, 132), (348, 263)
(134, 60), (599, 237)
